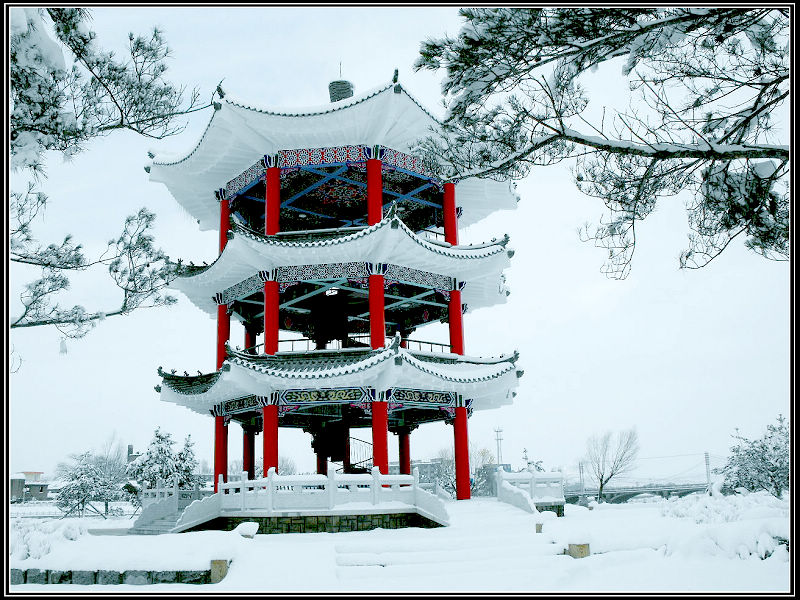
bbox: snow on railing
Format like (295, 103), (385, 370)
(176, 466), (448, 531)
(173, 490), (222, 532)
(134, 475), (180, 529)
(498, 479), (538, 514)
(496, 469), (565, 513)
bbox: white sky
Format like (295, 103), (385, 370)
(8, 7), (791, 483)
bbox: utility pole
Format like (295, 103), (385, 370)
(494, 427), (503, 468)
(705, 451), (711, 494)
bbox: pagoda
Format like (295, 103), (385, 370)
(147, 75), (522, 502)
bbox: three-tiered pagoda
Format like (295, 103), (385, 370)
(148, 76), (522, 501)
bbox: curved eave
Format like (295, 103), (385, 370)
(169, 212), (513, 318)
(147, 81), (519, 231)
(158, 345), (521, 416)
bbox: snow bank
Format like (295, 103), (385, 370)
(660, 491), (790, 560)
(661, 490), (789, 524)
(9, 519), (87, 561)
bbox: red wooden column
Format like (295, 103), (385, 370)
(398, 429), (411, 475)
(263, 159), (281, 356)
(453, 405), (471, 500)
(343, 435), (352, 473)
(443, 181), (458, 245)
(448, 289), (464, 355)
(214, 193), (231, 492)
(445, 181), (471, 499)
(262, 401), (279, 475)
(366, 151), (388, 474)
(214, 415), (228, 492)
(265, 161), (281, 235)
(371, 401), (389, 474)
(316, 453), (328, 475)
(244, 326), (256, 354)
(242, 425), (255, 480)
(367, 149), (383, 226)
(369, 273), (386, 349)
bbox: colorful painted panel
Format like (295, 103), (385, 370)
(387, 388), (456, 405)
(278, 387), (371, 404)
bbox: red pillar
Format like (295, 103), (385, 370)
(398, 430), (411, 475)
(214, 198), (231, 489)
(443, 181), (458, 245)
(219, 196), (230, 253)
(367, 155), (383, 226)
(214, 416), (228, 492)
(316, 453), (328, 475)
(372, 401), (389, 474)
(243, 426), (255, 480)
(369, 274), (385, 349)
(216, 196), (232, 369)
(454, 406), (470, 500)
(265, 165), (280, 235)
(244, 326), (256, 354)
(262, 404), (279, 475)
(448, 289), (464, 355)
(263, 280), (279, 355)
(263, 163), (281, 355)
(343, 435), (351, 473)
(216, 304), (230, 369)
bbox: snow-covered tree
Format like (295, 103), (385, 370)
(722, 414), (789, 499)
(175, 434), (202, 488)
(10, 8), (213, 344)
(415, 8), (789, 278)
(90, 435), (129, 515)
(55, 451), (116, 517)
(127, 428), (204, 490)
(430, 445), (496, 496)
(584, 428), (639, 501)
(126, 427), (178, 489)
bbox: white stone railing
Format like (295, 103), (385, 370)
(134, 475), (180, 529)
(174, 491), (222, 532)
(497, 470), (565, 512)
(175, 466), (448, 531)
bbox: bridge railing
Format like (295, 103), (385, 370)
(498, 470), (565, 503)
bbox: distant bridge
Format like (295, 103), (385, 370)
(565, 482), (710, 504)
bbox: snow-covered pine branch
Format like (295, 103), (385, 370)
(415, 8), (789, 278)
(9, 8), (206, 347)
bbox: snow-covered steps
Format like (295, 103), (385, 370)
(333, 499), (565, 582)
(129, 515), (181, 536)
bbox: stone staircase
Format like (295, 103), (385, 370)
(332, 499), (563, 583)
(128, 513), (182, 535)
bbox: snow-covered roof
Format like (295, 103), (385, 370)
(157, 338), (521, 416)
(170, 209), (512, 319)
(147, 80), (519, 231)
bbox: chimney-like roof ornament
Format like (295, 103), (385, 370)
(328, 79), (354, 102)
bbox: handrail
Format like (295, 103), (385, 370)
(183, 467), (451, 527)
(240, 336), (451, 355)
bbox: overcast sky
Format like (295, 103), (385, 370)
(9, 7), (790, 483)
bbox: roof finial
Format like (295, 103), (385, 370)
(392, 68), (398, 84)
(339, 61), (342, 78)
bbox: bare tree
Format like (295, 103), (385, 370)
(415, 8), (789, 278)
(585, 428), (640, 501)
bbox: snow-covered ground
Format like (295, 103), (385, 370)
(10, 492), (790, 592)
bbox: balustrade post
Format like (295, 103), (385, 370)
(371, 467), (380, 505)
(529, 472), (535, 499)
(327, 464), (336, 509)
(217, 474), (224, 496)
(241, 471), (248, 510)
(266, 467), (275, 513)
(173, 474), (179, 513)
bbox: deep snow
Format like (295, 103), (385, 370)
(10, 492), (790, 592)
